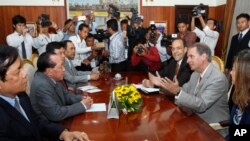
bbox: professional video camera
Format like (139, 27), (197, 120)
(161, 33), (178, 47)
(94, 29), (110, 42)
(108, 4), (120, 19)
(192, 3), (206, 16)
(37, 14), (52, 27)
(130, 8), (142, 24)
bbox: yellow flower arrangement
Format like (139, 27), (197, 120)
(114, 84), (143, 113)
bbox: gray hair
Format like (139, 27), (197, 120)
(190, 43), (212, 62)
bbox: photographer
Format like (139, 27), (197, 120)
(34, 14), (63, 55)
(62, 19), (76, 41)
(6, 15), (35, 60)
(191, 14), (219, 55)
(131, 33), (162, 72)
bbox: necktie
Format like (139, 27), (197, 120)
(174, 63), (180, 76)
(14, 98), (23, 114)
(21, 41), (27, 59)
(238, 33), (243, 41)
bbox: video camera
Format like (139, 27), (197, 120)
(161, 33), (178, 47)
(108, 4), (120, 19)
(192, 3), (206, 16)
(94, 29), (110, 42)
(130, 8), (142, 24)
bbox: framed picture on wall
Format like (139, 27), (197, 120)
(155, 21), (168, 35)
(66, 0), (140, 28)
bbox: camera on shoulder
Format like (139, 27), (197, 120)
(192, 3), (206, 16)
(161, 33), (178, 47)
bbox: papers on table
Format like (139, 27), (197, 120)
(78, 85), (102, 93)
(86, 103), (106, 112)
(133, 84), (159, 94)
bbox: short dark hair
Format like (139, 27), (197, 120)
(177, 18), (189, 25)
(190, 43), (212, 62)
(207, 18), (217, 26)
(120, 19), (128, 25)
(78, 23), (89, 31)
(61, 40), (72, 49)
(86, 33), (94, 40)
(236, 13), (250, 21)
(0, 45), (19, 81)
(64, 19), (73, 26)
(46, 41), (64, 54)
(107, 19), (118, 31)
(37, 52), (57, 72)
(12, 15), (26, 25)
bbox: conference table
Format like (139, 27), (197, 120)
(61, 72), (225, 141)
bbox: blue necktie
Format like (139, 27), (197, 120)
(238, 33), (243, 41)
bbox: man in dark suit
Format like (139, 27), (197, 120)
(142, 38), (192, 87)
(30, 52), (93, 122)
(0, 45), (89, 141)
(225, 13), (250, 73)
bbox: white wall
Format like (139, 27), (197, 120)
(0, 0), (64, 6)
(142, 0), (226, 7)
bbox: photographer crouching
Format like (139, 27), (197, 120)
(131, 28), (162, 73)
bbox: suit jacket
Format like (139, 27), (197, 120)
(0, 92), (64, 141)
(226, 29), (250, 69)
(159, 55), (192, 86)
(176, 64), (229, 124)
(230, 103), (250, 125)
(30, 72), (86, 122)
(64, 58), (91, 88)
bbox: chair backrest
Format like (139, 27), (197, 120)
(211, 55), (224, 72)
(22, 59), (36, 95)
(30, 53), (39, 69)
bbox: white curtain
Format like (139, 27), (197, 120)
(225, 0), (250, 61)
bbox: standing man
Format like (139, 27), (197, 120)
(225, 13), (250, 74)
(0, 45), (89, 141)
(6, 15), (34, 60)
(30, 52), (93, 121)
(191, 14), (219, 55)
(159, 43), (229, 127)
(103, 19), (126, 72)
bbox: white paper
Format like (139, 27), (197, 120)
(87, 88), (102, 93)
(133, 83), (159, 93)
(86, 103), (106, 112)
(78, 85), (97, 91)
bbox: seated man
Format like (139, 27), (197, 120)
(0, 45), (89, 141)
(63, 40), (100, 89)
(143, 38), (192, 87)
(30, 52), (93, 122)
(158, 43), (229, 126)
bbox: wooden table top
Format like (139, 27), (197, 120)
(61, 72), (225, 141)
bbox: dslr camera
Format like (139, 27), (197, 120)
(94, 29), (110, 42)
(161, 33), (178, 47)
(37, 14), (52, 27)
(149, 24), (157, 42)
(136, 44), (145, 55)
(192, 3), (206, 16)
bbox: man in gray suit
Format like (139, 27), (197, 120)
(159, 43), (229, 125)
(62, 40), (99, 88)
(30, 52), (93, 121)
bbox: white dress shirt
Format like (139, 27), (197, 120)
(69, 35), (92, 67)
(33, 30), (64, 55)
(193, 26), (219, 55)
(6, 31), (33, 59)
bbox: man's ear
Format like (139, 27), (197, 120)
(0, 81), (3, 91)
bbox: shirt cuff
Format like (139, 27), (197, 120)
(87, 75), (91, 80)
(175, 90), (182, 99)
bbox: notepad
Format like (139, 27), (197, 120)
(86, 103), (106, 112)
(133, 84), (159, 94)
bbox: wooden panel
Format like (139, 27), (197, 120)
(0, 6), (66, 44)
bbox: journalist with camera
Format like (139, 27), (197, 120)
(131, 30), (162, 72)
(191, 5), (219, 55)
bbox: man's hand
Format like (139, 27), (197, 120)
(160, 76), (180, 95)
(142, 79), (154, 88)
(82, 59), (91, 65)
(90, 72), (100, 80)
(59, 130), (90, 141)
(81, 96), (93, 109)
(148, 71), (161, 87)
